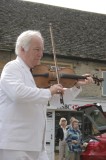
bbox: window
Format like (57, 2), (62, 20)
(102, 71), (106, 96)
(90, 109), (106, 127)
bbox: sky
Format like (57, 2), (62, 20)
(22, 0), (106, 15)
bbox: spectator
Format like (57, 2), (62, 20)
(66, 119), (83, 160)
(56, 117), (67, 160)
(66, 117), (76, 130)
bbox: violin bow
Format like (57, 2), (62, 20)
(49, 23), (64, 104)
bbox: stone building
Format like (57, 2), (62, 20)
(0, 0), (106, 111)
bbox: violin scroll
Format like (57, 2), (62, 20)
(92, 75), (104, 86)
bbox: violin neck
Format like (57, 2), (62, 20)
(60, 74), (86, 80)
(33, 73), (49, 77)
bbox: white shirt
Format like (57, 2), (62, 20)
(0, 56), (81, 151)
(62, 127), (67, 140)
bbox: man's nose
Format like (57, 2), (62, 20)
(39, 51), (43, 58)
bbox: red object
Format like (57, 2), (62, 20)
(81, 133), (106, 160)
(77, 103), (106, 160)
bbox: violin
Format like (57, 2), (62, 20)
(32, 23), (103, 105)
(32, 64), (104, 88)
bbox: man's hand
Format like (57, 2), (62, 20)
(49, 84), (64, 96)
(75, 74), (94, 88)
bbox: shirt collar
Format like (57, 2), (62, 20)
(16, 56), (30, 72)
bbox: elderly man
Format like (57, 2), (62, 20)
(0, 30), (93, 160)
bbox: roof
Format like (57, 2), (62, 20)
(0, 0), (106, 61)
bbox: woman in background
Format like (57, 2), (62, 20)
(66, 119), (83, 160)
(56, 117), (67, 160)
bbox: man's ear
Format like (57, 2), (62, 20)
(21, 46), (25, 52)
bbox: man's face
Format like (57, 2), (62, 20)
(22, 37), (44, 68)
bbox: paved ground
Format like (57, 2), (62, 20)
(55, 153), (66, 160)
(55, 153), (59, 160)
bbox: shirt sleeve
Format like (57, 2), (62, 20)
(49, 86), (82, 106)
(63, 86), (82, 103)
(0, 62), (51, 104)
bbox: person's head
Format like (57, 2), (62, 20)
(70, 117), (76, 125)
(71, 119), (79, 130)
(59, 117), (67, 127)
(15, 30), (44, 68)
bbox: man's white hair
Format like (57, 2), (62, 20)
(15, 30), (44, 55)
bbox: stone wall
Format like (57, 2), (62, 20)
(0, 51), (15, 73)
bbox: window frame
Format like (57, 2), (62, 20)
(102, 71), (106, 96)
